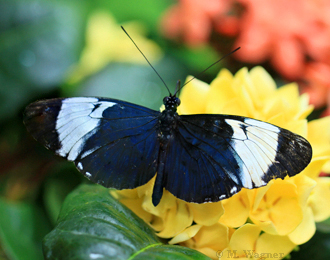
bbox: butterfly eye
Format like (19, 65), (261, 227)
(163, 96), (169, 104)
(175, 97), (181, 106)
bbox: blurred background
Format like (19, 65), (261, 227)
(1, 0), (330, 259)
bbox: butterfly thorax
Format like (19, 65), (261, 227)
(157, 95), (180, 143)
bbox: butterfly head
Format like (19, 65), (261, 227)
(163, 95), (180, 113)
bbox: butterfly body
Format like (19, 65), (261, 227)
(157, 96), (179, 142)
(24, 94), (312, 206)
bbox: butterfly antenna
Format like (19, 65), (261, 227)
(174, 47), (241, 96)
(175, 80), (181, 97)
(121, 26), (171, 95)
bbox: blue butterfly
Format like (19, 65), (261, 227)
(24, 89), (312, 206)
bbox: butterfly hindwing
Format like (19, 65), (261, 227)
(24, 97), (161, 189)
(162, 114), (312, 203)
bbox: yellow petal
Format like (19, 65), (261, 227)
(189, 201), (224, 226)
(309, 177), (330, 221)
(214, 67), (234, 82)
(308, 117), (330, 157)
(283, 119), (308, 137)
(288, 206), (316, 244)
(191, 223), (230, 250)
(169, 224), (202, 244)
(218, 249), (250, 260)
(289, 174), (316, 208)
(206, 68), (239, 113)
(229, 224), (261, 256)
(179, 223), (231, 259)
(255, 233), (296, 259)
(149, 216), (164, 232)
(297, 94), (314, 120)
(263, 98), (288, 123)
(249, 66), (276, 102)
(304, 156), (330, 180)
(197, 248), (221, 260)
(250, 181), (303, 235)
(250, 184), (272, 212)
(233, 68), (253, 99)
(276, 83), (301, 117)
(206, 74), (241, 114)
(156, 200), (193, 238)
(142, 190), (177, 217)
(120, 197), (153, 223)
(219, 190), (250, 227)
(178, 76), (209, 114)
(112, 188), (138, 199)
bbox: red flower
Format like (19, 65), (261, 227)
(300, 62), (330, 111)
(161, 0), (233, 46)
(161, 0), (330, 112)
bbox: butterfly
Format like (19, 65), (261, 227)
(23, 85), (312, 206)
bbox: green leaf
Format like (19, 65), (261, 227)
(0, 198), (51, 260)
(99, 0), (173, 32)
(43, 184), (211, 260)
(0, 0), (86, 121)
(316, 217), (330, 233)
(171, 45), (221, 76)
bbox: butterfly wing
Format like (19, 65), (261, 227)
(24, 97), (161, 189)
(163, 114), (312, 203)
(24, 98), (313, 204)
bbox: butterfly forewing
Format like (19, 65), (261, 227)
(24, 97), (161, 189)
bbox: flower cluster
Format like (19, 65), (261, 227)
(68, 11), (162, 84)
(113, 67), (330, 259)
(161, 0), (330, 115)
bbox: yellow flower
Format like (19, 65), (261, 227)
(67, 11), (162, 84)
(219, 224), (296, 260)
(113, 67), (330, 259)
(113, 176), (224, 238)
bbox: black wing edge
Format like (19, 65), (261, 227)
(23, 98), (64, 152)
(262, 128), (313, 183)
